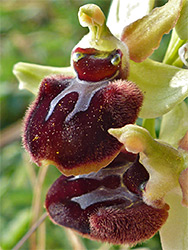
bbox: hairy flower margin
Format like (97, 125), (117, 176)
(13, 0), (188, 250)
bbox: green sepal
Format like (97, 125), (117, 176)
(129, 58), (188, 118)
(13, 62), (75, 95)
(121, 0), (183, 62)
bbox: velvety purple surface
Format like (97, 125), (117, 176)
(45, 154), (169, 245)
(23, 75), (143, 175)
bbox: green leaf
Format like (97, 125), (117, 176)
(13, 62), (75, 95)
(121, 0), (182, 62)
(159, 101), (188, 148)
(129, 58), (188, 118)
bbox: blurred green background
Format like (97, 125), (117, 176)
(0, 0), (169, 249)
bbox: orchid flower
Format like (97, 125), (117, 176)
(13, 0), (188, 249)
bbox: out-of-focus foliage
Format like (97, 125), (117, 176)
(0, 0), (169, 249)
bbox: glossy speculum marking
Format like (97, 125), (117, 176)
(46, 48), (123, 123)
(45, 78), (109, 123)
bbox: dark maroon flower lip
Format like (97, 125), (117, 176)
(23, 73), (143, 176)
(45, 154), (169, 245)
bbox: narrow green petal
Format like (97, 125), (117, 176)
(129, 58), (188, 118)
(121, 0), (182, 62)
(176, 0), (188, 40)
(109, 124), (187, 207)
(160, 193), (188, 250)
(107, 0), (154, 39)
(159, 101), (188, 148)
(13, 62), (75, 95)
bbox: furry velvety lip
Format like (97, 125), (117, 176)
(23, 73), (143, 176)
(23, 46), (143, 176)
(45, 154), (169, 245)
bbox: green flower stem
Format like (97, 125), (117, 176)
(142, 118), (156, 138)
(109, 124), (188, 207)
(163, 29), (186, 65)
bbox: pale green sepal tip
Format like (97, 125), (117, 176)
(13, 62), (75, 95)
(109, 124), (187, 207)
(129, 58), (188, 118)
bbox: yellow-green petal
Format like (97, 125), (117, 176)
(121, 0), (183, 62)
(159, 101), (188, 148)
(13, 62), (75, 95)
(129, 58), (188, 118)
